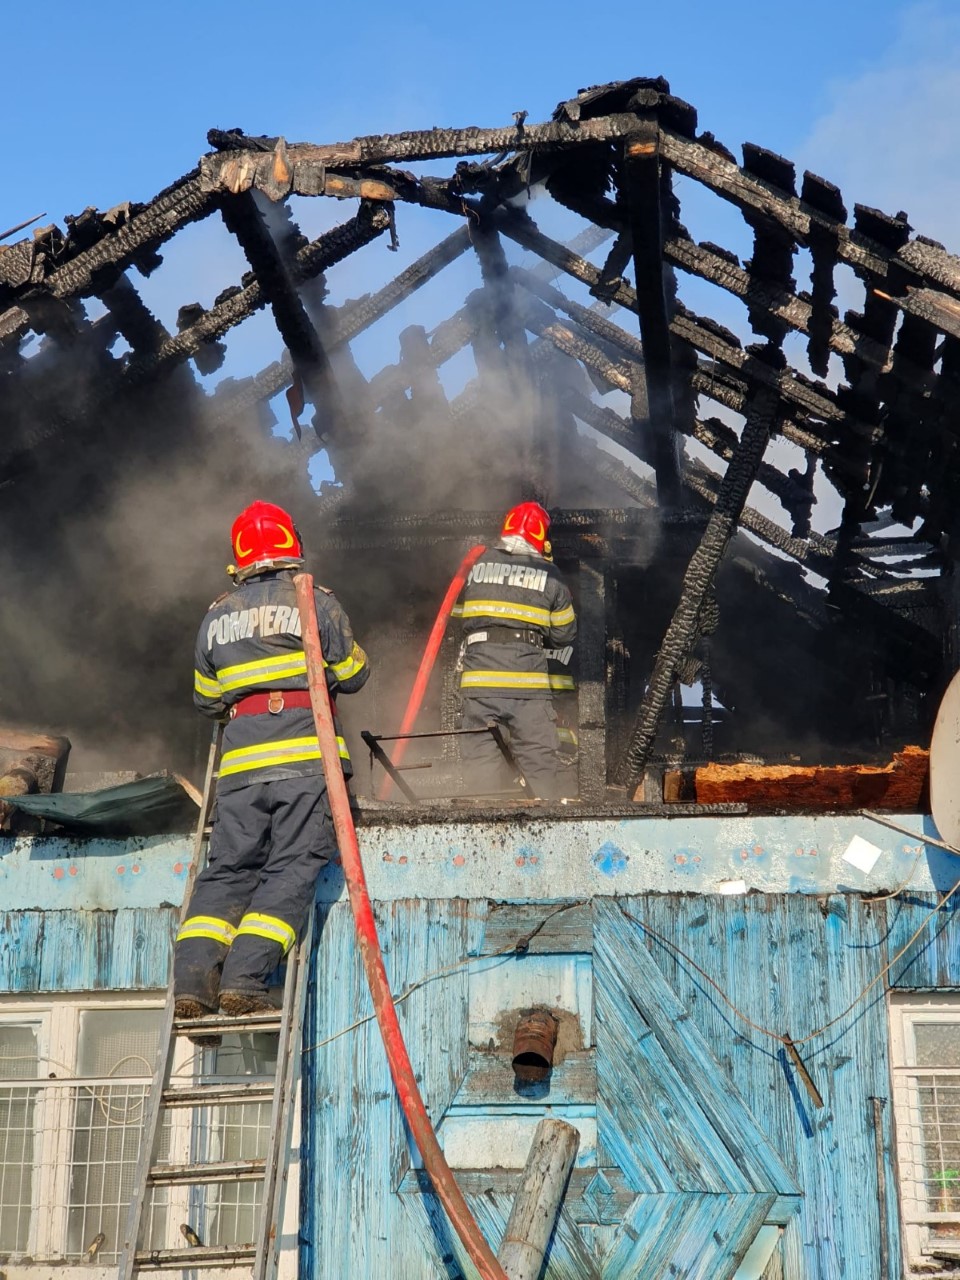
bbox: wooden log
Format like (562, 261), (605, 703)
(497, 1118), (580, 1280)
(692, 745), (929, 811)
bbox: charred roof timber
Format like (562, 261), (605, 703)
(3, 77), (960, 797)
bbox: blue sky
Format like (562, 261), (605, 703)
(5, 0), (960, 503)
(3, 0), (953, 238)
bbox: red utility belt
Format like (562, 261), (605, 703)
(229, 690), (314, 718)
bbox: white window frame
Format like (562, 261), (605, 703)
(0, 992), (299, 1280)
(890, 992), (960, 1276)
(0, 992), (169, 1279)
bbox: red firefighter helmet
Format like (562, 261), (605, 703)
(501, 501), (550, 554)
(230, 501), (304, 580)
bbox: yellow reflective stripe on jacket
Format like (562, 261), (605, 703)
(194, 669), (221, 698)
(461, 670), (553, 690)
(176, 915), (237, 946)
(549, 604), (576, 627)
(219, 735), (350, 778)
(459, 599), (551, 626)
(329, 642), (367, 682)
(450, 603), (464, 618)
(558, 727), (579, 746)
(549, 673), (576, 691)
(218, 650), (308, 693)
(235, 911), (297, 954)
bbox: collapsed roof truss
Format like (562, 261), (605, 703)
(3, 77), (959, 790)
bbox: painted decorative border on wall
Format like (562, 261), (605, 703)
(1, 811), (952, 911)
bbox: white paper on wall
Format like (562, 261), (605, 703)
(717, 878), (748, 895)
(842, 834), (884, 874)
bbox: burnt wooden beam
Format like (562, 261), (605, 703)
(500, 216), (865, 480)
(0, 305), (30, 346)
(619, 118), (683, 505)
(472, 226), (529, 355)
(561, 436), (939, 694)
(615, 388), (782, 789)
(369, 298), (481, 410)
(100, 277), (170, 356)
(335, 226), (470, 345)
(512, 265), (815, 525)
(662, 234), (936, 389)
(560, 384), (882, 577)
(512, 266), (643, 364)
(469, 229), (517, 380)
(398, 324), (450, 418)
(202, 141), (470, 218)
(899, 237), (960, 295)
(501, 186), (939, 397)
(201, 219), (463, 420)
(201, 113), (658, 182)
(739, 143), (797, 348)
(208, 350), (294, 427)
(658, 130), (960, 338)
(802, 171), (846, 376)
(220, 191), (337, 439)
(1, 174), (214, 305)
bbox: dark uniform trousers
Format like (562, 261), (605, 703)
(454, 544), (577, 802)
(173, 775), (335, 1007)
(460, 695), (564, 801)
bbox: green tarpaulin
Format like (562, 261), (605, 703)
(7, 773), (199, 835)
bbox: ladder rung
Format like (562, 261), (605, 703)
(173, 1011), (282, 1036)
(134, 1244), (256, 1269)
(161, 1081), (276, 1107)
(148, 1158), (266, 1185)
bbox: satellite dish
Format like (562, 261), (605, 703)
(929, 669), (960, 850)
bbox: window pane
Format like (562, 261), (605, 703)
(0, 1023), (40, 1080)
(77, 1009), (161, 1078)
(0, 1025), (39, 1253)
(67, 1011), (162, 1263)
(915, 1022), (960, 1068)
(918, 1074), (960, 1211)
(198, 1032), (279, 1248)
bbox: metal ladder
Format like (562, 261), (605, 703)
(119, 730), (310, 1278)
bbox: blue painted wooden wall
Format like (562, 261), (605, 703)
(300, 892), (960, 1280)
(0, 908), (177, 991)
(4, 888), (960, 1277)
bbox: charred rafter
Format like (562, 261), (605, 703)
(219, 191), (339, 440)
(497, 210), (867, 477)
(619, 115), (683, 506)
(615, 388), (783, 787)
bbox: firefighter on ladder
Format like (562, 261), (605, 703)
(453, 502), (577, 801)
(173, 501), (369, 1022)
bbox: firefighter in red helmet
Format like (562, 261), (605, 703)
(173, 501), (369, 1023)
(452, 502), (577, 801)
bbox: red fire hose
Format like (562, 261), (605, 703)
(378, 543), (486, 800)
(294, 574), (507, 1280)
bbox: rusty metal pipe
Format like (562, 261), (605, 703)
(512, 1009), (559, 1082)
(294, 573), (507, 1280)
